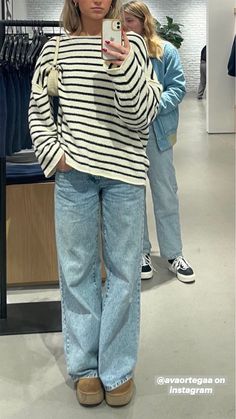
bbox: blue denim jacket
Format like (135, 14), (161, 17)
(151, 41), (186, 151)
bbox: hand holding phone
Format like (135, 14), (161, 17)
(102, 21), (131, 66)
(102, 19), (122, 61)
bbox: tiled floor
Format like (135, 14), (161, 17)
(0, 94), (235, 419)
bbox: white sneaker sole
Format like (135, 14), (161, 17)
(141, 270), (153, 280)
(169, 267), (195, 283)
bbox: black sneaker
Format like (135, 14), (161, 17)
(141, 254), (153, 280)
(168, 256), (195, 283)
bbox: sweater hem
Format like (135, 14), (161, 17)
(63, 157), (147, 186)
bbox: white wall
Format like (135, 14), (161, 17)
(207, 0), (236, 133)
(12, 1), (27, 19)
(12, 0), (62, 21)
(146, 0), (207, 93)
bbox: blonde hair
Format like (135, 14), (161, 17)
(61, 0), (122, 35)
(123, 1), (163, 58)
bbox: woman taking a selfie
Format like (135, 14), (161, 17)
(29, 0), (161, 408)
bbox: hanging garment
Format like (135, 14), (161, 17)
(0, 68), (7, 157)
(228, 36), (235, 77)
(0, 29), (55, 157)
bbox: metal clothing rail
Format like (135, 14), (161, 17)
(0, 19), (61, 335)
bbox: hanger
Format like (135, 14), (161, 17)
(25, 28), (38, 65)
(30, 27), (47, 67)
(10, 33), (20, 67)
(20, 33), (29, 66)
(0, 34), (10, 63)
(15, 28), (24, 69)
(5, 33), (14, 63)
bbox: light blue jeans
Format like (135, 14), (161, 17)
(143, 126), (182, 259)
(54, 170), (144, 391)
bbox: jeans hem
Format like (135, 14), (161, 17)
(71, 372), (98, 382)
(162, 252), (182, 261)
(143, 249), (151, 255)
(103, 374), (133, 391)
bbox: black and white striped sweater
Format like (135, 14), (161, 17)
(29, 33), (162, 185)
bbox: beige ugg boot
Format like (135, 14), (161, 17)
(76, 377), (104, 406)
(105, 379), (134, 407)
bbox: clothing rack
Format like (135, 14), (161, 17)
(0, 19), (61, 335)
(1, 1), (5, 21)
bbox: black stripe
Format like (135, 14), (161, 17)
(59, 61), (103, 67)
(62, 75), (112, 83)
(61, 81), (114, 92)
(59, 94), (114, 110)
(59, 86), (113, 101)
(30, 120), (55, 129)
(29, 114), (52, 123)
(128, 36), (147, 62)
(149, 83), (160, 103)
(29, 107), (52, 118)
(37, 141), (58, 165)
(61, 68), (105, 74)
(42, 146), (61, 172)
(58, 47), (101, 53)
(134, 51), (142, 68)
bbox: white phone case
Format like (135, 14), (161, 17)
(102, 19), (122, 60)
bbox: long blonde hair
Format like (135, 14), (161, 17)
(61, 0), (122, 35)
(123, 1), (163, 59)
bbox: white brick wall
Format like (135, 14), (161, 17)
(146, 0), (206, 93)
(12, 0), (206, 92)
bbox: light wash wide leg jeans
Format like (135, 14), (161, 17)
(143, 126), (183, 259)
(55, 170), (144, 391)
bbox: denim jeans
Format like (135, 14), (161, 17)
(54, 169), (144, 391)
(143, 125), (182, 259)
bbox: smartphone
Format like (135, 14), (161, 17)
(102, 19), (122, 60)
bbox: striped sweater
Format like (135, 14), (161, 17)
(29, 33), (162, 185)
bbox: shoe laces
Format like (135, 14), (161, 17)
(142, 254), (152, 267)
(172, 256), (190, 271)
(142, 254), (156, 271)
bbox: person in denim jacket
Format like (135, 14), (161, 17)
(123, 1), (195, 283)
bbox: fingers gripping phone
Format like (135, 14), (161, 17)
(102, 19), (122, 60)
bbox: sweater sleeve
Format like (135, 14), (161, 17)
(159, 43), (186, 115)
(28, 39), (64, 178)
(104, 33), (162, 131)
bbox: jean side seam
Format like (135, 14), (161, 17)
(58, 267), (71, 375)
(92, 204), (101, 298)
(101, 207), (111, 309)
(134, 194), (144, 353)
